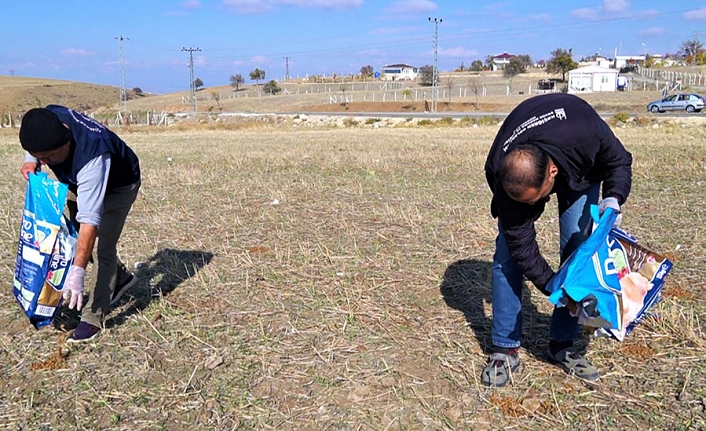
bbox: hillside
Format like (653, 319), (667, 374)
(0, 76), (147, 115)
(4, 67), (706, 119)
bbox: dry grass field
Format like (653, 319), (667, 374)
(0, 120), (704, 430)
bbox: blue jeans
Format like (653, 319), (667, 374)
(491, 184), (600, 348)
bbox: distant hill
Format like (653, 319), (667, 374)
(0, 76), (151, 115)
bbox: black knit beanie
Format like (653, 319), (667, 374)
(19, 108), (71, 153)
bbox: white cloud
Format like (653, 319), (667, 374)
(684, 8), (706, 21)
(571, 0), (639, 20)
(439, 46), (478, 58)
(61, 48), (93, 57)
(222, 0), (272, 14)
(384, 0), (438, 15)
(193, 56), (208, 67)
(182, 0), (201, 8)
(222, 0), (361, 13)
(370, 26), (420, 35)
(604, 0), (629, 13)
(274, 0), (363, 8)
(250, 55), (270, 64)
(529, 13), (551, 22)
(571, 7), (598, 20)
(638, 27), (666, 37)
(636, 9), (659, 18)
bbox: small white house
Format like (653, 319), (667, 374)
(490, 52), (516, 71)
(380, 63), (418, 81)
(568, 65), (619, 93)
(614, 55), (645, 69)
(578, 56), (613, 69)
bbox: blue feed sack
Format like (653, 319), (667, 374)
(546, 206), (674, 341)
(13, 172), (77, 329)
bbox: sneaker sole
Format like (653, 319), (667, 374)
(66, 330), (101, 344)
(110, 275), (138, 305)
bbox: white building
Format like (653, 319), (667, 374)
(578, 56), (613, 69)
(380, 64), (418, 81)
(568, 65), (619, 93)
(614, 55), (646, 69)
(490, 52), (516, 71)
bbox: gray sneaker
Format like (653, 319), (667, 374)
(547, 347), (599, 380)
(481, 352), (520, 387)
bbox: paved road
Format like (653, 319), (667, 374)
(291, 110), (705, 120)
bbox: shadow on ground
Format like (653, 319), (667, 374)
(53, 248), (213, 331)
(439, 258), (589, 363)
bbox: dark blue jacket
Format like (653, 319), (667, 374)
(484, 94), (633, 292)
(45, 105), (140, 193)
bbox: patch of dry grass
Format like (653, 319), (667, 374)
(0, 125), (704, 430)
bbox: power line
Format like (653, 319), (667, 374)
(173, 9), (698, 67)
(115, 35), (129, 115)
(182, 47), (201, 112)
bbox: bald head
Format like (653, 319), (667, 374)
(498, 143), (554, 202)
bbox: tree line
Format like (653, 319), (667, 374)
(185, 38), (706, 95)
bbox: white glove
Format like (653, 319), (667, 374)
(598, 197), (622, 227)
(63, 265), (85, 310)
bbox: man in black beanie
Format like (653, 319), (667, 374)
(19, 105), (141, 342)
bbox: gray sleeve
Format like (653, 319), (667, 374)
(76, 154), (111, 226)
(25, 152), (38, 163)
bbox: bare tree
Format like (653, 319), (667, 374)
(444, 76), (454, 106)
(418, 65), (434, 86)
(359, 65), (374, 79)
(468, 76), (483, 109)
(230, 74), (245, 91)
(679, 39), (705, 65)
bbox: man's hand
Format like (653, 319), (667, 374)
(598, 197), (622, 227)
(565, 298), (579, 316)
(21, 162), (38, 180)
(63, 265), (86, 310)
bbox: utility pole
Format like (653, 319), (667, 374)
(182, 47), (201, 112)
(283, 56), (290, 80)
(115, 35), (129, 115)
(428, 17), (442, 113)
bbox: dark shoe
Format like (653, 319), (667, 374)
(66, 322), (101, 343)
(481, 351), (520, 387)
(111, 273), (137, 305)
(547, 346), (599, 380)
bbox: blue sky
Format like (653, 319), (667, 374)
(1, 1), (704, 94)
